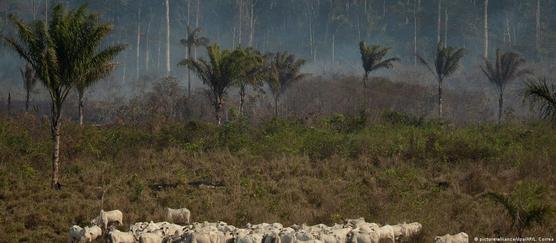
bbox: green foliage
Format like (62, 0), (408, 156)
(0, 116), (555, 241)
(324, 112), (367, 133)
(481, 49), (530, 93)
(179, 44), (244, 124)
(524, 78), (556, 122)
(485, 182), (554, 236)
(359, 42), (399, 86)
(266, 52), (306, 116)
(381, 111), (425, 127)
(418, 42), (465, 83)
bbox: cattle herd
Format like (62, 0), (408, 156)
(69, 208), (469, 243)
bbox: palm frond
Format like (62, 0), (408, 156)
(524, 78), (556, 121)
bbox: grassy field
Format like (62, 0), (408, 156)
(0, 113), (554, 242)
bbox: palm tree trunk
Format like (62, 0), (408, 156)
(187, 46), (192, 97)
(274, 96), (279, 118)
(438, 81), (443, 118)
(51, 104), (62, 190)
(25, 90), (30, 112)
(7, 92), (11, 115)
(483, 0), (489, 59)
(498, 91), (504, 123)
(78, 92), (84, 127)
(362, 72), (368, 88)
(239, 84), (246, 115)
(215, 96), (223, 126)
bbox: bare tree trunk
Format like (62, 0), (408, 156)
(51, 104), (62, 190)
(145, 10), (152, 73)
(536, 0), (541, 59)
(165, 0), (171, 76)
(32, 0), (37, 20)
(194, 0), (200, 62)
(78, 92), (84, 127)
(483, 0), (489, 59)
(331, 33), (335, 64)
(248, 0), (255, 47)
(413, 0), (417, 66)
(45, 0), (48, 23)
(437, 0), (441, 44)
(504, 14), (511, 47)
(238, 0), (243, 46)
(444, 6), (448, 47)
(136, 7), (141, 80)
(195, 0), (200, 27)
(383, 0), (386, 17)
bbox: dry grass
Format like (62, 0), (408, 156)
(0, 114), (554, 242)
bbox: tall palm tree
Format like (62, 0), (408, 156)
(20, 63), (37, 112)
(232, 47), (267, 115)
(179, 44), (241, 125)
(417, 42), (465, 118)
(481, 49), (530, 123)
(359, 41), (399, 88)
(3, 4), (124, 189)
(180, 25), (209, 97)
(524, 78), (556, 122)
(484, 182), (553, 239)
(266, 52), (306, 117)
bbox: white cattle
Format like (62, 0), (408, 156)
(93, 210), (123, 229)
(295, 230), (314, 241)
(140, 232), (164, 243)
(279, 231), (295, 243)
(434, 233), (469, 243)
(109, 229), (135, 243)
(375, 226), (395, 243)
(167, 208), (191, 224)
(393, 222), (422, 240)
(349, 228), (380, 243)
(345, 218), (366, 228)
(69, 225), (85, 243)
(236, 232), (265, 243)
(81, 225), (102, 242)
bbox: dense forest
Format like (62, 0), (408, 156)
(1, 0), (556, 95)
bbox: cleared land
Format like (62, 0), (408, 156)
(0, 114), (554, 242)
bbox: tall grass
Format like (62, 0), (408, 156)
(0, 113), (554, 242)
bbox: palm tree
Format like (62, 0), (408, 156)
(484, 182), (553, 240)
(179, 44), (242, 125)
(232, 47), (267, 115)
(3, 5), (124, 189)
(481, 49), (530, 123)
(20, 63), (37, 112)
(524, 78), (556, 122)
(266, 52), (306, 117)
(417, 42), (465, 118)
(180, 25), (209, 97)
(359, 41), (399, 88)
